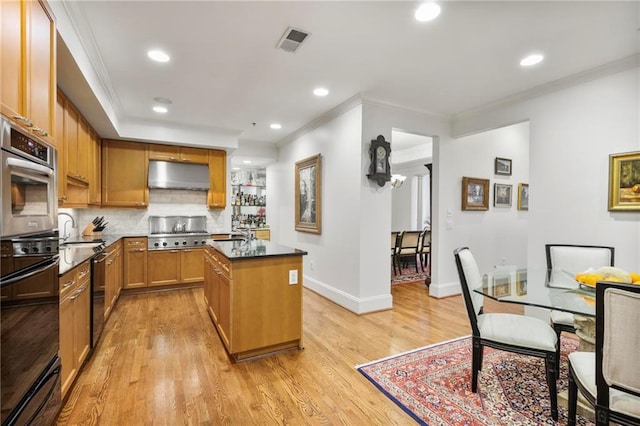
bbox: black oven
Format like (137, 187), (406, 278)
(1, 235), (61, 425)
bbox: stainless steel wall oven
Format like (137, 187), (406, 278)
(1, 117), (57, 238)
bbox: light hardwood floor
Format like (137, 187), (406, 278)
(56, 282), (521, 425)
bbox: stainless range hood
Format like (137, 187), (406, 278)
(148, 160), (210, 191)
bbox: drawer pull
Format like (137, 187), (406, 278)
(13, 115), (33, 127)
(136, 248), (146, 252)
(62, 279), (75, 288)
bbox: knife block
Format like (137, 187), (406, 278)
(82, 223), (102, 237)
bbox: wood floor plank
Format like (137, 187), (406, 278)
(56, 282), (522, 425)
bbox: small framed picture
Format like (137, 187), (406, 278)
(494, 183), (512, 207)
(517, 183), (529, 211)
(461, 177), (489, 211)
(608, 151), (640, 211)
(492, 275), (511, 297)
(494, 157), (512, 176)
(516, 270), (528, 296)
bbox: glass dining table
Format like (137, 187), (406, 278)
(473, 268), (596, 348)
(473, 268), (595, 316)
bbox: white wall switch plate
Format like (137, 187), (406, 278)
(289, 270), (298, 285)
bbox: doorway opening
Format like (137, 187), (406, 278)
(390, 130), (433, 283)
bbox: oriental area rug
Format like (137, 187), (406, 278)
(357, 336), (594, 426)
(391, 265), (429, 285)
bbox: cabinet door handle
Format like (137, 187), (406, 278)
(136, 248), (146, 252)
(31, 127), (48, 137)
(183, 249), (191, 253)
(129, 241), (142, 245)
(78, 269), (89, 278)
(13, 115), (33, 127)
(170, 250), (179, 253)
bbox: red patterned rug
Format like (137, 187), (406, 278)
(391, 265), (429, 285)
(357, 336), (593, 425)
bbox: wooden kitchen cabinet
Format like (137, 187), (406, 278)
(59, 260), (91, 398)
(148, 248), (204, 287)
(88, 128), (101, 205)
(104, 241), (122, 320)
(180, 248), (204, 284)
(203, 243), (304, 361)
(124, 237), (147, 288)
(207, 149), (227, 209)
(56, 89), (67, 203)
(148, 250), (181, 286)
(1, 0), (56, 146)
(149, 144), (208, 164)
(102, 139), (149, 207)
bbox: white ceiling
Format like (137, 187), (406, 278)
(54, 1), (639, 158)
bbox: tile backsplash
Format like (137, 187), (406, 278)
(60, 189), (228, 237)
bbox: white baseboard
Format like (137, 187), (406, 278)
(429, 280), (461, 298)
(304, 275), (393, 314)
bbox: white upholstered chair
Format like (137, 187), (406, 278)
(454, 247), (560, 421)
(545, 244), (614, 376)
(567, 281), (640, 426)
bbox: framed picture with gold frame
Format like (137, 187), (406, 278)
(609, 151), (640, 211)
(461, 177), (489, 211)
(517, 183), (529, 211)
(295, 154), (322, 233)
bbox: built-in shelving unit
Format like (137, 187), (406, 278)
(230, 169), (267, 230)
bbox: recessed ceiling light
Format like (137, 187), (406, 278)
(520, 53), (544, 67)
(270, 123), (282, 129)
(313, 87), (329, 97)
(153, 106), (168, 114)
(153, 97), (173, 104)
(147, 49), (170, 63)
(243, 160), (252, 164)
(415, 2), (441, 22)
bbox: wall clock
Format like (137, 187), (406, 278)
(367, 135), (391, 187)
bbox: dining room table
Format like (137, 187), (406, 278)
(473, 267), (596, 350)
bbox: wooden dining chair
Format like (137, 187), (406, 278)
(454, 247), (559, 421)
(391, 231), (401, 275)
(545, 244), (614, 377)
(395, 231), (422, 273)
(567, 281), (640, 426)
(417, 230), (430, 273)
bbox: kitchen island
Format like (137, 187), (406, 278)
(204, 239), (307, 361)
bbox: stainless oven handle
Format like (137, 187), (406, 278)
(0, 255), (60, 286)
(6, 157), (53, 176)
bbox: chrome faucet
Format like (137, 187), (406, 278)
(58, 212), (77, 241)
(237, 227), (253, 243)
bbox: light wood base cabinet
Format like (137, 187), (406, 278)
(204, 245), (304, 361)
(104, 241), (122, 320)
(148, 248), (203, 287)
(59, 260), (91, 398)
(124, 237), (147, 288)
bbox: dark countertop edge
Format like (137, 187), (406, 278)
(57, 233), (143, 276)
(206, 240), (308, 261)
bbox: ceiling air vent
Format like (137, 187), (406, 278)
(276, 27), (310, 53)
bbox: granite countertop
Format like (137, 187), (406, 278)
(58, 233), (145, 275)
(207, 239), (307, 260)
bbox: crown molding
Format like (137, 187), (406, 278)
(454, 54), (640, 122)
(54, 1), (125, 122)
(276, 94), (364, 147)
